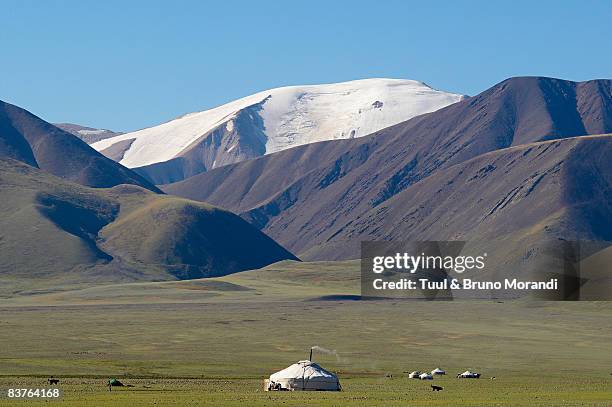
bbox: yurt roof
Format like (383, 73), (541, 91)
(270, 360), (338, 381)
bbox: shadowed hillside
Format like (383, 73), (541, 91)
(0, 100), (160, 191)
(305, 135), (612, 259)
(100, 193), (299, 280)
(0, 158), (297, 296)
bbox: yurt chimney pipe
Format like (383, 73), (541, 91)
(309, 348), (313, 361)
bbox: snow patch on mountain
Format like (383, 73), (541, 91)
(92, 78), (465, 168)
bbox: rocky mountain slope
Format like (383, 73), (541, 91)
(54, 123), (122, 144)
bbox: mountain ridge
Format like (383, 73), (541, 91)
(54, 123), (123, 144)
(0, 100), (160, 192)
(163, 76), (612, 259)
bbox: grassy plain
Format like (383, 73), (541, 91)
(0, 260), (611, 406)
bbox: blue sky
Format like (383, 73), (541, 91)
(1, 0), (611, 131)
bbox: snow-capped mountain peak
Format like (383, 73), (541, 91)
(92, 78), (465, 183)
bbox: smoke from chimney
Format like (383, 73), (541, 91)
(310, 346), (341, 361)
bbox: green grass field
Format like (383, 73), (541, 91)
(1, 260), (611, 406)
(0, 376), (610, 407)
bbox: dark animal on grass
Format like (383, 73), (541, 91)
(108, 378), (125, 391)
(48, 378), (59, 385)
(431, 385), (443, 391)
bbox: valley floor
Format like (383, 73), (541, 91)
(0, 261), (611, 406)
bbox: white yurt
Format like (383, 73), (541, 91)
(408, 371), (421, 379)
(419, 372), (433, 380)
(266, 360), (341, 391)
(457, 370), (480, 378)
(431, 367), (446, 375)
